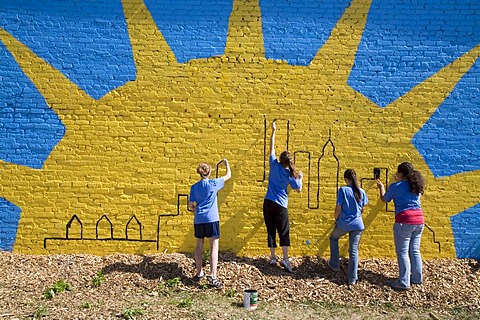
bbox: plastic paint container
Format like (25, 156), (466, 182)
(243, 289), (258, 311)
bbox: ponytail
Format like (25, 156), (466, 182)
(279, 151), (299, 178)
(344, 169), (362, 203)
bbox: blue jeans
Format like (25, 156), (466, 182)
(329, 226), (362, 285)
(393, 223), (424, 288)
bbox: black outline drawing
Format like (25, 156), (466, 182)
(43, 194), (190, 251)
(294, 130), (340, 209)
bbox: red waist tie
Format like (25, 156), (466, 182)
(395, 209), (424, 224)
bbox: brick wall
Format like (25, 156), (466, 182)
(0, 0), (479, 259)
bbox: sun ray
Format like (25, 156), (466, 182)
(386, 45), (480, 135)
(224, 0), (265, 61)
(0, 0), (477, 258)
(121, 0), (178, 71)
(310, 0), (372, 80)
(428, 169), (480, 214)
(0, 28), (94, 124)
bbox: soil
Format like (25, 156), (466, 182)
(0, 251), (479, 319)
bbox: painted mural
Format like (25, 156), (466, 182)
(0, 0), (479, 258)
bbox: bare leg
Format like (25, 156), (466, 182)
(195, 238), (204, 276)
(209, 237), (219, 278)
(280, 246), (293, 272)
(282, 246), (289, 262)
(269, 247), (276, 260)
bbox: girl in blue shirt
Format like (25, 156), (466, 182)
(328, 169), (368, 287)
(263, 120), (303, 273)
(377, 162), (426, 291)
(188, 159), (231, 288)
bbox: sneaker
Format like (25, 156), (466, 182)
(280, 259), (294, 273)
(207, 275), (223, 289)
(388, 280), (410, 292)
(269, 257), (277, 265)
(193, 272), (204, 281)
(327, 260), (340, 272)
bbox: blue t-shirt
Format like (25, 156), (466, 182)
(189, 178), (225, 224)
(384, 180), (421, 214)
(265, 154), (302, 208)
(336, 185), (368, 232)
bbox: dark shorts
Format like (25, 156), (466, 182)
(194, 221), (220, 239)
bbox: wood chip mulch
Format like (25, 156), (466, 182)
(0, 251), (478, 319)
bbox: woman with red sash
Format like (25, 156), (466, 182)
(377, 162), (426, 291)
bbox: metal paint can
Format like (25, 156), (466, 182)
(243, 289), (258, 311)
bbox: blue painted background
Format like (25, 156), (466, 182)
(0, 198), (21, 251)
(260, 0), (351, 65)
(451, 203), (480, 259)
(144, 0), (233, 63)
(0, 0), (479, 257)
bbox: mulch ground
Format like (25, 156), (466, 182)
(0, 251), (479, 319)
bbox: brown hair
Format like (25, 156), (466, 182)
(279, 151), (299, 178)
(344, 169), (362, 203)
(397, 162), (426, 194)
(197, 163), (211, 178)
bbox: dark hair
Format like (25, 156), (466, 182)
(344, 169), (362, 203)
(397, 162), (426, 194)
(279, 151), (299, 178)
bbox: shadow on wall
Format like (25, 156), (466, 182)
(177, 132), (267, 255)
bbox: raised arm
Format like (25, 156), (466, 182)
(294, 170), (303, 192)
(376, 179), (387, 203)
(188, 201), (196, 212)
(269, 120), (276, 156)
(222, 158), (232, 182)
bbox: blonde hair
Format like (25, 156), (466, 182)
(197, 163), (211, 178)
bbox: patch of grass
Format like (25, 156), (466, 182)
(449, 306), (480, 320)
(122, 307), (144, 320)
(43, 279), (72, 299)
(32, 305), (47, 319)
(80, 302), (93, 309)
(199, 282), (209, 290)
(91, 271), (106, 287)
(382, 301), (397, 312)
(159, 277), (181, 290)
(202, 250), (210, 265)
(225, 288), (236, 298)
(304, 301), (347, 312)
(177, 297), (193, 308)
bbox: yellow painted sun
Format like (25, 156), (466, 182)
(0, 0), (478, 257)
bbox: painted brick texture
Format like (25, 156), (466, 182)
(0, 0), (479, 259)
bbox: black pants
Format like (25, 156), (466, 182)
(263, 199), (290, 247)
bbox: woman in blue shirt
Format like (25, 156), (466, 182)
(188, 159), (231, 288)
(263, 120), (303, 273)
(377, 161), (426, 291)
(328, 169), (368, 287)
